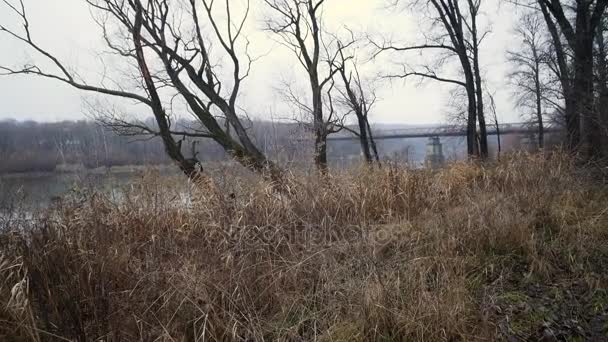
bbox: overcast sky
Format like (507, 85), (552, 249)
(0, 0), (519, 125)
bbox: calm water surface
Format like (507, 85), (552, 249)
(0, 169), (177, 210)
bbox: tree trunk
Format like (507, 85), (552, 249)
(314, 133), (328, 172)
(596, 23), (608, 157)
(474, 68), (488, 159)
(465, 87), (478, 157)
(538, 0), (608, 157)
(573, 23), (599, 158)
(366, 120), (381, 163)
(460, 59), (479, 157)
(534, 59), (545, 149)
(496, 124), (502, 156)
(311, 73), (328, 172)
(133, 7), (201, 179)
(357, 116), (373, 163)
(538, 1), (575, 148)
(470, 9), (489, 159)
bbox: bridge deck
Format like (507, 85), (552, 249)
(327, 125), (561, 141)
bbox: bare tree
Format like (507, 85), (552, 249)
(334, 44), (380, 164)
(466, 0), (489, 158)
(533, 0), (608, 157)
(507, 11), (551, 148)
(0, 0), (283, 181)
(487, 91), (502, 156)
(373, 0), (490, 159)
(265, 0), (345, 172)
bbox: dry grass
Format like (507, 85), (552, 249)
(1, 152), (608, 341)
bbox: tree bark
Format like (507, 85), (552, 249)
(597, 22), (608, 154)
(574, 11), (599, 158)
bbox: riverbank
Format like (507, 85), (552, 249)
(1, 152), (607, 341)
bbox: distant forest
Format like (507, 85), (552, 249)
(0, 120), (165, 173)
(0, 119), (324, 174)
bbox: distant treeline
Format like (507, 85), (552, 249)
(0, 119), (547, 174)
(0, 120), (167, 173)
(0, 119), (320, 174)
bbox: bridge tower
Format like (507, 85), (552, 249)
(425, 136), (445, 168)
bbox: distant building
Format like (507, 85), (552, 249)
(425, 136), (445, 168)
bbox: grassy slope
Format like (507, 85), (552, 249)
(1, 152), (608, 341)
